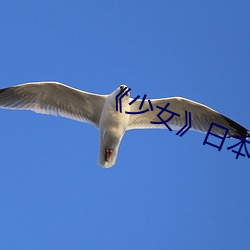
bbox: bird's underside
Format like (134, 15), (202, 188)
(0, 81), (249, 167)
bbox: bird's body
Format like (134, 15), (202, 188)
(0, 82), (249, 168)
(98, 87), (130, 167)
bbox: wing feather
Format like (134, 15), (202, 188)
(127, 97), (249, 138)
(0, 82), (106, 127)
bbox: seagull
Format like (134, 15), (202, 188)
(0, 82), (249, 168)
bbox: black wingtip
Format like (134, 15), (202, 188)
(0, 88), (8, 94)
(222, 115), (249, 138)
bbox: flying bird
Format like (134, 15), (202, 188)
(0, 82), (249, 167)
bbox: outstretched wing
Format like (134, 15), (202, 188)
(0, 82), (106, 127)
(127, 97), (249, 138)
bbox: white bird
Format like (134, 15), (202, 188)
(0, 82), (249, 168)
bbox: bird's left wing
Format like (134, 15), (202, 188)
(127, 97), (249, 138)
(0, 82), (106, 127)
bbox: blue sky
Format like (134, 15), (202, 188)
(0, 1), (249, 249)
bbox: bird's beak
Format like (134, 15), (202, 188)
(120, 85), (129, 96)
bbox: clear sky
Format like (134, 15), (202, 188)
(0, 1), (249, 249)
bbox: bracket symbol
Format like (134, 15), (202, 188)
(115, 87), (131, 113)
(176, 111), (192, 136)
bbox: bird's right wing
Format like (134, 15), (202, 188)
(0, 82), (106, 127)
(127, 96), (249, 138)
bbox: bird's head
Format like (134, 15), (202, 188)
(118, 84), (130, 97)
